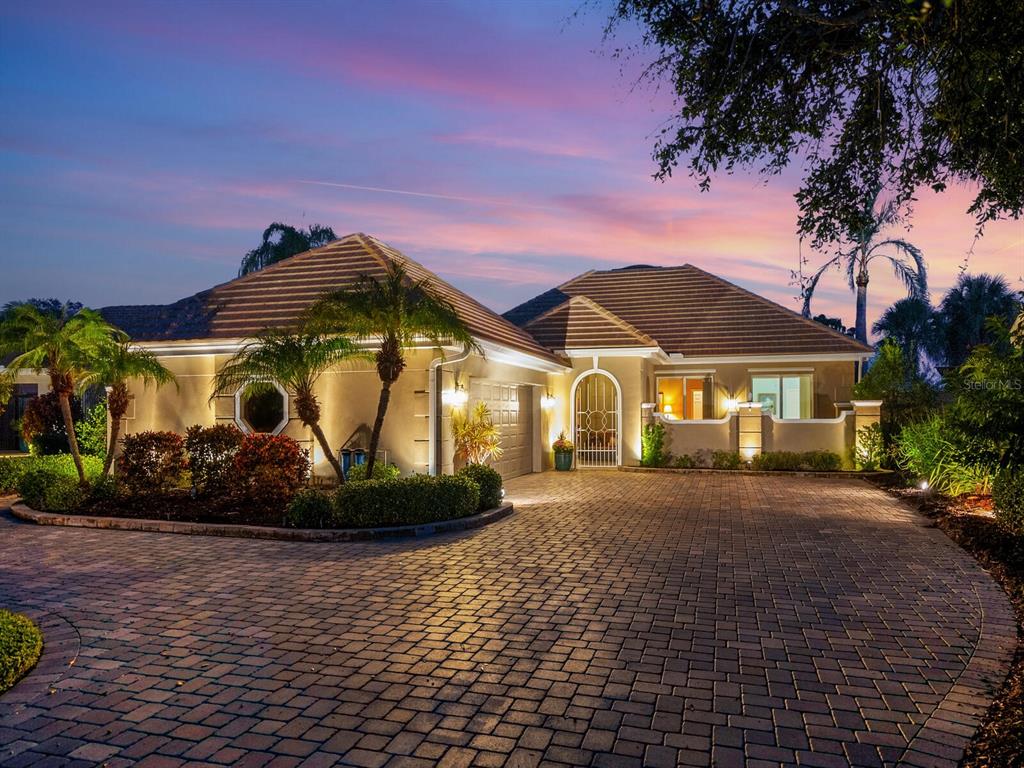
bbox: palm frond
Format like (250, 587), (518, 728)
(800, 254), (842, 317)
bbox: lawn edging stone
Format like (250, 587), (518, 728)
(620, 465), (894, 480)
(9, 500), (513, 541)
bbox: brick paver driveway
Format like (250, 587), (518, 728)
(0, 472), (1014, 768)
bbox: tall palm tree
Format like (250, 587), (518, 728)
(309, 261), (478, 477)
(872, 298), (942, 377)
(80, 342), (177, 476)
(800, 190), (928, 345)
(238, 222), (337, 276)
(211, 328), (366, 482)
(0, 303), (121, 484)
(938, 273), (1021, 368)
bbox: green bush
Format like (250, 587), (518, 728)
(119, 431), (187, 494)
(672, 454), (697, 469)
(1, 455), (102, 495)
(185, 424), (244, 495)
(232, 433), (310, 510)
(712, 450), (742, 470)
(752, 451), (842, 472)
(893, 413), (997, 495)
(18, 467), (86, 512)
(75, 402), (108, 458)
(993, 467), (1024, 535)
(641, 422), (668, 467)
(333, 474), (480, 529)
(457, 463), (502, 510)
(285, 489), (334, 528)
(855, 422), (885, 471)
(346, 461), (400, 482)
(0, 610), (43, 693)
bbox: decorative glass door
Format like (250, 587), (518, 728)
(573, 372), (619, 468)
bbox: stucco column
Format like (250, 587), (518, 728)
(737, 402), (763, 461)
(851, 399), (882, 456)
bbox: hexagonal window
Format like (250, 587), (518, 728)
(235, 382), (289, 435)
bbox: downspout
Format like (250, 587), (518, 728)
(428, 347), (472, 476)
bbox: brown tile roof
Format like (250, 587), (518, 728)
(523, 296), (657, 350)
(103, 234), (565, 365)
(506, 264), (872, 357)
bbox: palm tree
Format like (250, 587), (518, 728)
(80, 342), (177, 476)
(211, 328), (366, 482)
(0, 373), (13, 419)
(872, 298), (942, 377)
(238, 222), (337, 276)
(0, 303), (121, 484)
(938, 273), (1021, 368)
(309, 261), (478, 477)
(800, 190), (928, 344)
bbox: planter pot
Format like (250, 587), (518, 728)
(554, 451), (574, 471)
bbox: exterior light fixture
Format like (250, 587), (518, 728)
(500, 488), (506, 499)
(540, 393), (556, 409)
(442, 385), (469, 407)
(724, 398), (740, 412)
(742, 447), (756, 460)
(919, 480), (929, 490)
(663, 404), (673, 414)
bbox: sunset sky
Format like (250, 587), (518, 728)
(1, 0), (1021, 335)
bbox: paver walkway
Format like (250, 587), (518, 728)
(0, 472), (1014, 768)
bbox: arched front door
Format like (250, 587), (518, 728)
(572, 370), (621, 468)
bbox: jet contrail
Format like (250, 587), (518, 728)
(295, 179), (555, 211)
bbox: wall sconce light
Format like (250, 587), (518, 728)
(724, 397), (740, 412)
(663, 404), (674, 414)
(442, 384), (468, 407)
(540, 393), (556, 409)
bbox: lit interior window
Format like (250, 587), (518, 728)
(751, 374), (811, 419)
(656, 376), (707, 419)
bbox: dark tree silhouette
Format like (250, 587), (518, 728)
(238, 223), (337, 276)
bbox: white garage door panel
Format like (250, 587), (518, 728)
(469, 382), (534, 479)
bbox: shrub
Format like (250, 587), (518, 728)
(712, 450), (741, 470)
(893, 413), (997, 495)
(285, 489), (334, 528)
(75, 402), (108, 458)
(855, 422), (885, 471)
(333, 474), (479, 529)
(2, 454), (102, 495)
(18, 467), (86, 511)
(119, 431), (187, 494)
(993, 467), (1024, 535)
(233, 433), (310, 509)
(641, 422), (668, 467)
(185, 424), (244, 495)
(672, 454), (697, 469)
(0, 610), (43, 693)
(20, 392), (83, 455)
(457, 463), (502, 510)
(752, 451), (842, 471)
(346, 461), (401, 482)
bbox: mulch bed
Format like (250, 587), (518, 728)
(881, 481), (1024, 767)
(81, 490), (289, 527)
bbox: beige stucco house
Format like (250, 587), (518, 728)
(3, 233), (879, 475)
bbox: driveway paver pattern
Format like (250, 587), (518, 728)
(0, 472), (1014, 768)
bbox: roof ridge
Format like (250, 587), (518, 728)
(525, 295), (658, 347)
(556, 269), (595, 291)
(680, 264), (872, 352)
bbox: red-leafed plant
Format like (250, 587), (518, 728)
(118, 431), (187, 494)
(232, 433), (309, 509)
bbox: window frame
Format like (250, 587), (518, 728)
(655, 374), (713, 420)
(234, 381), (290, 435)
(749, 372), (813, 420)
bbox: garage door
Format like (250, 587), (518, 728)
(469, 382), (534, 479)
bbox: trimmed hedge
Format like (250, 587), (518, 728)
(119, 431), (187, 494)
(993, 467), (1024, 536)
(333, 474), (480, 529)
(285, 489), (334, 529)
(456, 463), (502, 511)
(0, 454), (103, 495)
(18, 468), (86, 512)
(346, 462), (401, 482)
(752, 450), (842, 472)
(712, 450), (742, 470)
(0, 610), (43, 693)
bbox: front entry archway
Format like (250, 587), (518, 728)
(571, 369), (621, 468)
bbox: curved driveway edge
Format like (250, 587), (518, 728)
(9, 501), (513, 541)
(0, 472), (1015, 768)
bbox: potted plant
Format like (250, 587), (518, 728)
(552, 431), (574, 471)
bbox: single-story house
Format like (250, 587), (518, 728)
(3, 233), (880, 474)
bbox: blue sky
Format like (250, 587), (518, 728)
(1, 0), (1021, 328)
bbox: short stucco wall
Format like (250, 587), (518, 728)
(762, 412), (854, 458)
(660, 416), (735, 454)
